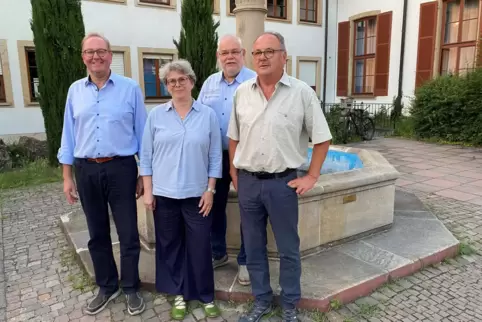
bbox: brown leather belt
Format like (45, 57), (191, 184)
(86, 157), (116, 163)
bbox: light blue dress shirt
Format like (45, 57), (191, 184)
(139, 100), (223, 199)
(197, 66), (256, 150)
(57, 72), (148, 165)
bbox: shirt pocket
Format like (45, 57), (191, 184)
(275, 103), (304, 134)
(201, 90), (221, 106)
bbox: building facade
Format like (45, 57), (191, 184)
(0, 0), (480, 138)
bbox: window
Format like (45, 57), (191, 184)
(440, 0), (479, 75)
(0, 55), (5, 103)
(296, 56), (322, 97)
(299, 0), (317, 23)
(138, 49), (177, 101)
(25, 48), (39, 103)
(110, 46), (132, 77)
(139, 0), (170, 4)
(353, 17), (377, 94)
(268, 0), (287, 19)
(337, 11), (392, 97)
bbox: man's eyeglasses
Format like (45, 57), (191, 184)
(252, 48), (285, 59)
(166, 76), (190, 86)
(82, 49), (110, 58)
(218, 49), (243, 57)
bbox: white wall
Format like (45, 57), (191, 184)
(0, 0), (326, 137)
(332, 0), (405, 104)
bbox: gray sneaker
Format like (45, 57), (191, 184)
(212, 254), (229, 268)
(84, 289), (121, 315)
(126, 292), (145, 316)
(238, 302), (272, 322)
(282, 308), (299, 322)
(237, 265), (251, 286)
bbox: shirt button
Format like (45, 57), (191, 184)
(222, 113), (224, 115)
(97, 113), (99, 116)
(97, 101), (99, 103)
(225, 98), (227, 100)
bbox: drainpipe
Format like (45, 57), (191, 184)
(394, 0), (408, 119)
(321, 0), (329, 112)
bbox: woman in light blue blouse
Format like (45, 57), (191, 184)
(139, 59), (222, 320)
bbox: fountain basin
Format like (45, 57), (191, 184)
(223, 145), (400, 258)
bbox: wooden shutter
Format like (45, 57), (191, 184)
(337, 21), (350, 96)
(374, 11), (392, 96)
(415, 2), (438, 88)
(111, 52), (125, 76)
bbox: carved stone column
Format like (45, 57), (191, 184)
(234, 0), (267, 69)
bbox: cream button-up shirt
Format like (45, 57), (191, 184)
(227, 72), (333, 173)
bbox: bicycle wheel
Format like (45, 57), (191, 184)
(361, 117), (375, 141)
(343, 118), (355, 143)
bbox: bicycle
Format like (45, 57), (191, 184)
(338, 105), (375, 143)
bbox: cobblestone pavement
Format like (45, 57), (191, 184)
(0, 138), (481, 321)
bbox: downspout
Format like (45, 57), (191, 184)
(394, 0), (408, 119)
(321, 0), (329, 112)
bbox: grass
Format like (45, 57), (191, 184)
(0, 159), (62, 190)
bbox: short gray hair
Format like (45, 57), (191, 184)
(255, 31), (286, 51)
(81, 32), (111, 50)
(217, 34), (243, 50)
(158, 59), (197, 84)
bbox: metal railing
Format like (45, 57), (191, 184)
(320, 100), (398, 142)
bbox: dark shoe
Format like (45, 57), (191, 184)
(84, 289), (121, 315)
(212, 254), (229, 268)
(126, 292), (146, 316)
(282, 308), (299, 322)
(238, 302), (272, 322)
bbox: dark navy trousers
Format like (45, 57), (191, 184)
(237, 169), (301, 309)
(153, 196), (215, 303)
(74, 156), (141, 295)
(211, 151), (246, 265)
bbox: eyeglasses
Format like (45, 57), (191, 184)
(166, 76), (190, 86)
(82, 49), (109, 58)
(252, 48), (285, 59)
(218, 49), (243, 57)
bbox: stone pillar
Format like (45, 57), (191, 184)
(234, 0), (267, 69)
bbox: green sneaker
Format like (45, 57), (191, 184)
(171, 295), (186, 320)
(203, 301), (221, 318)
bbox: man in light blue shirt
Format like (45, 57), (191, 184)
(198, 34), (256, 286)
(57, 33), (147, 317)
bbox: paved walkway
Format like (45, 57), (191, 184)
(0, 138), (481, 321)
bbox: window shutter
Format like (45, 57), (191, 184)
(415, 2), (438, 88)
(374, 11), (392, 96)
(0, 76), (6, 102)
(111, 52), (125, 76)
(337, 21), (350, 96)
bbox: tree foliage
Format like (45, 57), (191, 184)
(173, 0), (220, 98)
(30, 0), (86, 165)
(410, 68), (482, 145)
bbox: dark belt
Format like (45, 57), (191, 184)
(241, 168), (296, 180)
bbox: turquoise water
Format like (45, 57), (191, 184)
(303, 148), (364, 174)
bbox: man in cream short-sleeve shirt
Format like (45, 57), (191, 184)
(227, 31), (332, 322)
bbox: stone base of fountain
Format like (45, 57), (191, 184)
(59, 146), (459, 309)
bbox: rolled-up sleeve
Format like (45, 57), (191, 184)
(139, 110), (154, 176)
(227, 90), (240, 141)
(304, 89), (333, 144)
(208, 110), (223, 178)
(57, 86), (75, 165)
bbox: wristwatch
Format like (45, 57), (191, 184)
(207, 187), (216, 194)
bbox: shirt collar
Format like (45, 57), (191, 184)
(252, 71), (291, 89)
(164, 98), (200, 112)
(84, 70), (117, 87)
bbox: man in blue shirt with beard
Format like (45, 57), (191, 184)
(198, 34), (256, 286)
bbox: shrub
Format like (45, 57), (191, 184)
(410, 68), (482, 145)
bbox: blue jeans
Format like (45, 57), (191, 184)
(237, 169), (301, 309)
(210, 151), (246, 265)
